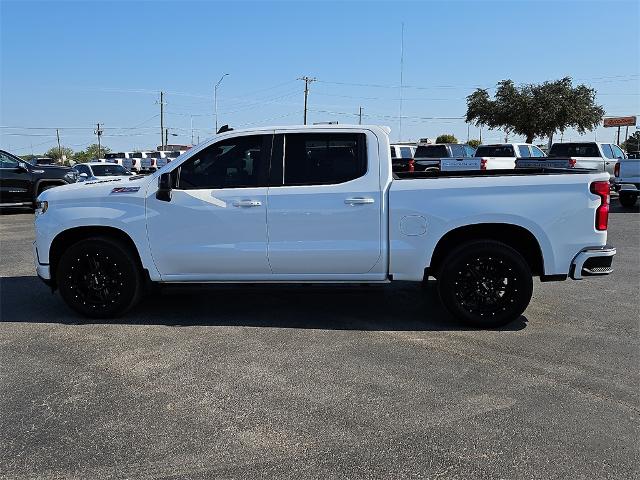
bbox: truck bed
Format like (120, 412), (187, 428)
(393, 167), (593, 180)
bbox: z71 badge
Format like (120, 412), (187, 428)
(110, 186), (140, 194)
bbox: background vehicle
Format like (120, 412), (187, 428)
(614, 157), (640, 207)
(139, 151), (163, 173)
(516, 142), (624, 176)
(442, 143), (545, 171)
(413, 143), (475, 171)
(390, 144), (417, 172)
(104, 152), (138, 172)
(72, 162), (133, 182)
(156, 150), (186, 169)
(0, 149), (77, 207)
(34, 125), (614, 328)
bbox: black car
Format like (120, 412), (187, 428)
(0, 149), (78, 208)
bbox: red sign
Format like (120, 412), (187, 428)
(603, 116), (636, 127)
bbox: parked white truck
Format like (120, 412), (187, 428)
(614, 157), (640, 207)
(516, 142), (623, 177)
(33, 125), (615, 327)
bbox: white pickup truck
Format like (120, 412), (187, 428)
(33, 125), (615, 328)
(440, 143), (546, 171)
(516, 142), (624, 177)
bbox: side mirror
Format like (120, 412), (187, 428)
(157, 172), (172, 202)
(17, 162), (29, 172)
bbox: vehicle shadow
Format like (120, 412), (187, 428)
(0, 207), (33, 215)
(610, 202), (640, 214)
(0, 276), (527, 332)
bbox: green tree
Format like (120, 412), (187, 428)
(20, 154), (38, 163)
(465, 77), (604, 144)
(45, 146), (74, 163)
(467, 139), (481, 149)
(622, 131), (640, 154)
(73, 144), (111, 163)
(436, 134), (458, 144)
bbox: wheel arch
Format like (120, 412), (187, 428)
(426, 223), (546, 279)
(49, 226), (144, 287)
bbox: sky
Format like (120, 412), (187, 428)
(1, 0), (639, 155)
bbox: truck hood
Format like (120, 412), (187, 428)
(38, 174), (152, 202)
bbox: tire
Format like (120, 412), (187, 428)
(57, 237), (142, 318)
(436, 240), (533, 328)
(619, 192), (638, 208)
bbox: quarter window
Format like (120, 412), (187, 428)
(601, 144), (615, 159)
(531, 146), (546, 157)
(611, 145), (625, 159)
(283, 133), (366, 185)
(177, 135), (269, 189)
(450, 144), (466, 157)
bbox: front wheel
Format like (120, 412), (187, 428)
(57, 237), (142, 318)
(619, 192), (638, 208)
(437, 240), (533, 328)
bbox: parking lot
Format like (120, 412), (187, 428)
(0, 204), (638, 479)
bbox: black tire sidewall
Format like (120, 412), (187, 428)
(619, 192), (638, 208)
(57, 238), (141, 318)
(437, 240), (533, 328)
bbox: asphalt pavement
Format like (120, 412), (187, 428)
(0, 203), (638, 479)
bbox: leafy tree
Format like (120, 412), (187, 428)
(622, 131), (640, 154)
(467, 139), (481, 149)
(436, 134), (458, 144)
(73, 144), (111, 163)
(466, 77), (604, 144)
(19, 154), (38, 162)
(45, 146), (74, 162)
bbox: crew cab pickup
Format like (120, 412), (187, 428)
(516, 142), (624, 177)
(33, 125), (615, 328)
(614, 157), (640, 207)
(441, 143), (546, 171)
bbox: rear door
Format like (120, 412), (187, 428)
(266, 130), (384, 277)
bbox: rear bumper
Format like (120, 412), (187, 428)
(570, 245), (616, 280)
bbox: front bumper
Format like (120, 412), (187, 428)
(570, 245), (616, 280)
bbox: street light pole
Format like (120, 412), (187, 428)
(214, 73), (229, 132)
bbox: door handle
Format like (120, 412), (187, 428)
(232, 199), (262, 207)
(344, 197), (375, 205)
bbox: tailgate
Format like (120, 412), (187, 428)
(440, 157), (481, 171)
(516, 157), (576, 169)
(619, 159), (640, 182)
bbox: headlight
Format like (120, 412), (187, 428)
(64, 171), (78, 183)
(35, 200), (48, 215)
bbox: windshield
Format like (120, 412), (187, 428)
(415, 145), (448, 158)
(91, 164), (130, 176)
(548, 143), (601, 157)
(147, 151), (162, 158)
(474, 145), (515, 157)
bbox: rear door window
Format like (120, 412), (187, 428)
(611, 145), (625, 159)
(283, 133), (366, 186)
(399, 147), (413, 158)
(450, 144), (465, 157)
(531, 146), (546, 157)
(601, 144), (615, 159)
(517, 145), (531, 157)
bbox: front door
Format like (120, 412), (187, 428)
(146, 134), (273, 280)
(266, 131), (384, 277)
(0, 151), (32, 205)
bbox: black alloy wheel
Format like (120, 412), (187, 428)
(57, 237), (142, 318)
(437, 240), (533, 328)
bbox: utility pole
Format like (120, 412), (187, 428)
(298, 76), (316, 125)
(159, 91), (165, 150)
(190, 116), (194, 145)
(617, 126), (621, 146)
(467, 123), (470, 142)
(358, 106), (363, 125)
(214, 73), (229, 132)
(399, 22), (405, 142)
(56, 129), (62, 163)
(94, 123), (103, 159)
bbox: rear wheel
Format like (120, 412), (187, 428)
(57, 237), (142, 318)
(437, 240), (533, 328)
(619, 192), (638, 208)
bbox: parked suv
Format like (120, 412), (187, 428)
(0, 149), (77, 208)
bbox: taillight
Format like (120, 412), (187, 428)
(480, 158), (487, 171)
(614, 162), (620, 177)
(590, 181), (610, 231)
(408, 159), (415, 173)
(568, 158), (577, 168)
